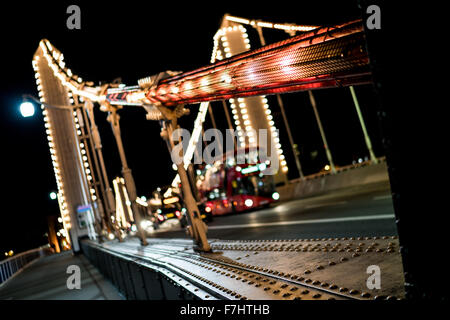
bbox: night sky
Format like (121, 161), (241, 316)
(0, 0), (382, 257)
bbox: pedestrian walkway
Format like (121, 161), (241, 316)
(0, 251), (123, 300)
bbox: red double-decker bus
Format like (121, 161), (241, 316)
(197, 152), (280, 216)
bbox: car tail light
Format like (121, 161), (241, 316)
(157, 214), (165, 222)
(175, 210), (181, 218)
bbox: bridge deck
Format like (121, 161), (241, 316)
(0, 251), (122, 300)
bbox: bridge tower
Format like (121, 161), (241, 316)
(214, 17), (289, 184)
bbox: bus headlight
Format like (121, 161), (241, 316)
(272, 192), (280, 200)
(244, 199), (253, 207)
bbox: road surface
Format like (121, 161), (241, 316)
(145, 181), (397, 241)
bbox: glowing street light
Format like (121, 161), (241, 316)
(20, 102), (35, 118)
(49, 191), (57, 200)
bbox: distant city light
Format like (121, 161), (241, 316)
(324, 165), (330, 171)
(49, 191), (57, 200)
(272, 192), (280, 200)
(244, 199), (253, 207)
(108, 233), (115, 240)
(20, 102), (35, 117)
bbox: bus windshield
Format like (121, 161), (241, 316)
(232, 174), (274, 198)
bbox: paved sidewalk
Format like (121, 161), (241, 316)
(0, 251), (123, 300)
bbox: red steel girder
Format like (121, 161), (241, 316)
(145, 19), (371, 107)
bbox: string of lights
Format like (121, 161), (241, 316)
(224, 15), (317, 33)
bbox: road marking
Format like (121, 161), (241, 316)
(207, 214), (396, 230)
(373, 195), (392, 201)
(304, 201), (347, 209)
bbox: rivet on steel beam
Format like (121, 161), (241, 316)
(349, 289), (360, 295)
(361, 292), (371, 298)
(290, 287), (298, 292)
(339, 287), (348, 292)
(313, 293), (321, 299)
(301, 290), (309, 295)
(304, 270), (311, 274)
(273, 290), (280, 294)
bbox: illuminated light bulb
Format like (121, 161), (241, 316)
(279, 155), (285, 160)
(234, 120), (240, 125)
(265, 109), (271, 114)
(269, 121), (275, 126)
(233, 115), (239, 120)
(282, 166), (288, 173)
(244, 120), (250, 125)
(267, 115), (273, 120)
(276, 143), (282, 149)
(243, 114), (248, 120)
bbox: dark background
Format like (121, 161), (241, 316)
(0, 1), (385, 257)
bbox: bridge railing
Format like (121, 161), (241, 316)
(0, 246), (53, 286)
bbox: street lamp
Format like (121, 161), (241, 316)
(49, 191), (57, 200)
(19, 101), (35, 118)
